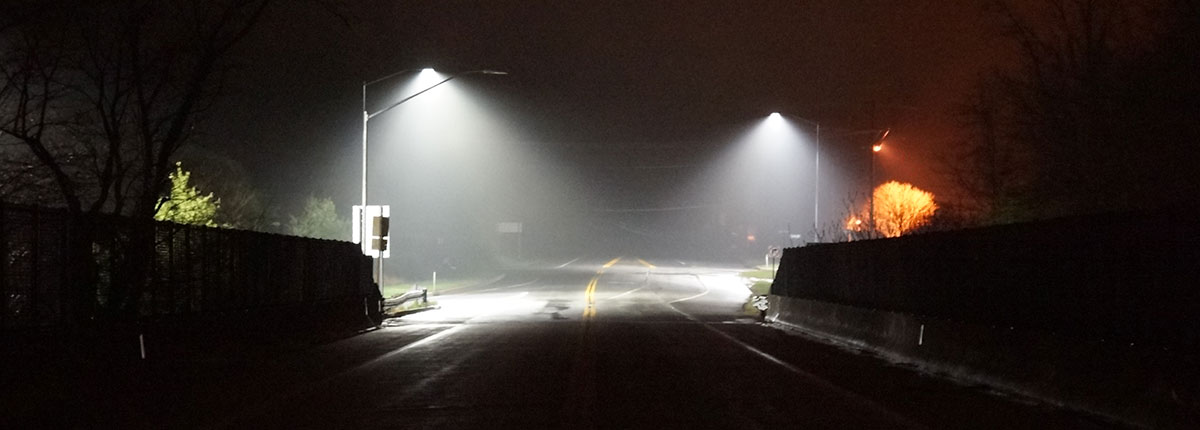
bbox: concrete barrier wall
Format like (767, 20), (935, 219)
(767, 295), (1197, 428)
(767, 208), (1200, 428)
(771, 208), (1200, 353)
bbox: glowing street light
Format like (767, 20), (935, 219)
(762, 118), (890, 239)
(358, 68), (507, 275)
(360, 68), (424, 257)
(767, 112), (822, 240)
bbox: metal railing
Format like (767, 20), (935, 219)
(1, 203), (374, 332)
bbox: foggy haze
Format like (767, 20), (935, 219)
(175, 1), (1011, 279)
(351, 71), (895, 279)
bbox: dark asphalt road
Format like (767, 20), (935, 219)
(223, 257), (1113, 429)
(3, 257), (1119, 429)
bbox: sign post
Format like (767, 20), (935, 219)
(352, 205), (390, 294)
(373, 215), (390, 291)
(767, 246), (782, 279)
(352, 205), (391, 258)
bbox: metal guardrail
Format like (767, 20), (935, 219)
(382, 289), (427, 309)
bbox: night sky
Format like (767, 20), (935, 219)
(201, 0), (1006, 213)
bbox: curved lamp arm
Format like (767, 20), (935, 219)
(368, 70), (507, 120)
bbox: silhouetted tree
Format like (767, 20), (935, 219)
(0, 0), (274, 218)
(0, 0), (343, 321)
(176, 147), (280, 232)
(950, 0), (1200, 222)
(288, 196), (347, 241)
(941, 73), (1034, 224)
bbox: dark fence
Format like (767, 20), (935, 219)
(1, 203), (376, 333)
(772, 207), (1200, 352)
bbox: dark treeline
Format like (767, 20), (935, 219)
(0, 1), (345, 323)
(947, 0), (1200, 224)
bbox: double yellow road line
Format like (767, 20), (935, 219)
(582, 257), (622, 319)
(583, 276), (599, 319)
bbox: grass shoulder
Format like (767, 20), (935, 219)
(738, 267), (775, 316)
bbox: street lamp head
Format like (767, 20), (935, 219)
(417, 68), (441, 82)
(480, 70), (508, 75)
(769, 112), (781, 119)
(872, 128), (889, 152)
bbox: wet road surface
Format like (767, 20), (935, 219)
(220, 257), (1115, 429)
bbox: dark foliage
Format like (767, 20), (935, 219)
(949, 0), (1200, 223)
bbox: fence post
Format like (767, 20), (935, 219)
(183, 226), (191, 314)
(0, 204), (6, 330)
(31, 206), (40, 327)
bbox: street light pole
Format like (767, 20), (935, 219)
(870, 143), (879, 235)
(360, 68), (427, 256)
(813, 123), (821, 239)
(868, 129), (888, 236)
(361, 85), (369, 252)
(359, 68), (508, 256)
(769, 112), (822, 242)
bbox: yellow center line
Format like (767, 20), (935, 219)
(636, 258), (656, 269)
(583, 275), (599, 319)
(584, 258), (620, 319)
(586, 276), (598, 304)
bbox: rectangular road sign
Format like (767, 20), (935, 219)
(352, 205), (390, 258)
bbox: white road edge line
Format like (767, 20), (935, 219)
(554, 257), (581, 269)
(478, 279), (540, 292)
(604, 287), (643, 301)
(668, 274), (711, 303)
(225, 324), (469, 427)
(357, 325), (467, 370)
(663, 294), (929, 430)
(698, 322), (929, 429)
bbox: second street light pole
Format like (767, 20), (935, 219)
(868, 129), (888, 236)
(813, 122), (821, 240)
(870, 142), (879, 235)
(769, 112), (822, 243)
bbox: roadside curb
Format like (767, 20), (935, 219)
(384, 305), (442, 319)
(427, 274), (507, 295)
